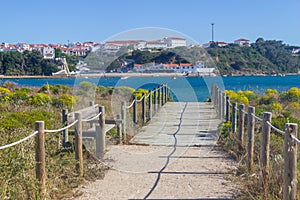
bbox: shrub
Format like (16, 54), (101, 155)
(96, 86), (107, 94)
(53, 94), (76, 109)
(27, 93), (52, 106)
(270, 102), (283, 113)
(133, 88), (149, 100)
(281, 87), (300, 102)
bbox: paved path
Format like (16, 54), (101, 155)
(131, 102), (221, 146)
(75, 102), (237, 200)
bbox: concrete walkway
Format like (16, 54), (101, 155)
(131, 102), (222, 146)
(75, 102), (237, 200)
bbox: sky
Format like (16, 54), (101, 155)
(1, 0), (300, 46)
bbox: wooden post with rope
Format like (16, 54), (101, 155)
(247, 106), (255, 171)
(75, 112), (83, 177)
(260, 112), (272, 196)
(238, 104), (245, 150)
(35, 121), (46, 196)
(284, 123), (298, 200)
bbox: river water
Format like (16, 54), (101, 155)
(1, 75), (300, 102)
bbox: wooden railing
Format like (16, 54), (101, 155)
(0, 83), (170, 196)
(121, 84), (170, 141)
(211, 84), (299, 200)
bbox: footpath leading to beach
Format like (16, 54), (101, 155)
(73, 102), (238, 199)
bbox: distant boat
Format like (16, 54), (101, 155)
(172, 76), (176, 80)
(121, 76), (128, 80)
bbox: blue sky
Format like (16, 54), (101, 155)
(1, 0), (300, 45)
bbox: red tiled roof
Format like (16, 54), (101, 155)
(166, 37), (186, 41)
(147, 41), (166, 45)
(235, 38), (249, 42)
(179, 63), (192, 67)
(163, 64), (179, 67)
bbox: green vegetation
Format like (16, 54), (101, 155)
(207, 38), (300, 75)
(0, 50), (59, 76)
(0, 82), (157, 199)
(0, 49), (81, 76)
(219, 88), (300, 199)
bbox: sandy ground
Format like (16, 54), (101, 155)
(72, 145), (237, 200)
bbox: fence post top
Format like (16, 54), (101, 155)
(75, 112), (82, 118)
(239, 104), (245, 108)
(248, 106), (255, 111)
(35, 121), (44, 124)
(263, 112), (272, 116)
(285, 123), (298, 127)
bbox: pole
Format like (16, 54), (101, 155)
(284, 123), (298, 200)
(35, 121), (46, 196)
(238, 104), (245, 149)
(75, 112), (83, 176)
(260, 112), (272, 195)
(247, 106), (255, 171)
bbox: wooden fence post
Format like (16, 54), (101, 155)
(96, 106), (106, 159)
(133, 96), (137, 124)
(148, 90), (152, 121)
(222, 93), (226, 120)
(260, 112), (272, 195)
(35, 121), (46, 195)
(75, 112), (83, 176)
(153, 88), (157, 113)
(238, 104), (245, 150)
(158, 86), (161, 109)
(162, 84), (164, 103)
(226, 96), (230, 122)
(247, 106), (255, 171)
(116, 114), (122, 144)
(121, 102), (127, 142)
(284, 123), (298, 200)
(142, 93), (146, 123)
(232, 102), (237, 133)
(165, 84), (168, 103)
(62, 109), (68, 147)
(218, 91), (222, 119)
(89, 101), (95, 129)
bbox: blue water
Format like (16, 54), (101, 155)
(1, 75), (300, 102)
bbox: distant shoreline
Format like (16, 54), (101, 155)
(0, 72), (298, 79)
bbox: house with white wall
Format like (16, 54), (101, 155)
(164, 37), (187, 48)
(234, 38), (250, 47)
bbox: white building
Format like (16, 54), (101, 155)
(164, 37), (187, 48)
(42, 47), (55, 59)
(145, 40), (167, 50)
(16, 42), (31, 51)
(234, 38), (250, 47)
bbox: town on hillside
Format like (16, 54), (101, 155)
(1, 37), (300, 76)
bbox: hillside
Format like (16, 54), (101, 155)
(101, 38), (300, 75)
(207, 38), (300, 75)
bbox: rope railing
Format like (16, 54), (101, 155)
(146, 92), (152, 98)
(291, 134), (300, 145)
(241, 109), (248, 115)
(82, 112), (102, 122)
(126, 99), (136, 109)
(0, 130), (38, 150)
(251, 113), (263, 122)
(266, 121), (285, 135)
(44, 120), (79, 133)
(135, 95), (145, 103)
